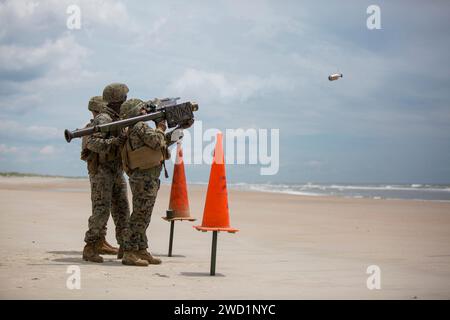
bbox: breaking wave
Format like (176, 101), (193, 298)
(226, 182), (450, 201)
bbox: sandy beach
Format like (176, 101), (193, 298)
(0, 176), (449, 299)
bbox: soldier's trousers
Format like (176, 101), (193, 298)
(123, 166), (161, 251)
(84, 165), (130, 246)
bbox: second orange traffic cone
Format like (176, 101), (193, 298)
(195, 132), (238, 233)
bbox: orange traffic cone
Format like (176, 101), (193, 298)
(162, 141), (195, 257)
(194, 132), (238, 275)
(164, 141), (195, 221)
(195, 132), (238, 233)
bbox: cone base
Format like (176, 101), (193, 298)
(162, 217), (196, 222)
(194, 226), (239, 233)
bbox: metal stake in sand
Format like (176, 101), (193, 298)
(168, 219), (175, 257)
(210, 231), (218, 275)
(163, 213), (196, 257)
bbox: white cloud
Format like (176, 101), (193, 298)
(0, 144), (32, 163)
(0, 0), (140, 115)
(0, 0), (134, 40)
(1, 0), (38, 19)
(0, 34), (89, 74)
(89, 0), (134, 29)
(0, 144), (18, 154)
(28, 125), (60, 138)
(0, 93), (42, 113)
(39, 145), (56, 155)
(133, 17), (168, 46)
(166, 68), (293, 104)
(0, 143), (64, 168)
(0, 120), (62, 140)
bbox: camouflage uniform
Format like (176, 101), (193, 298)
(123, 122), (166, 251)
(80, 96), (121, 256)
(119, 99), (172, 265)
(84, 106), (130, 247)
(83, 118), (108, 240)
(83, 89), (130, 254)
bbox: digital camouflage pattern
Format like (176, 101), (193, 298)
(102, 83), (129, 103)
(119, 98), (144, 119)
(81, 118), (107, 238)
(127, 121), (166, 151)
(88, 96), (106, 113)
(85, 165), (129, 245)
(122, 120), (168, 251)
(81, 95), (105, 162)
(80, 119), (95, 162)
(83, 96), (107, 238)
(125, 166), (162, 251)
(85, 111), (121, 155)
(84, 106), (130, 246)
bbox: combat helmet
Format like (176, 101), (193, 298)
(120, 98), (144, 119)
(88, 96), (106, 113)
(102, 83), (129, 104)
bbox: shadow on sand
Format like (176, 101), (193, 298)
(34, 250), (123, 267)
(47, 250), (83, 255)
(51, 257), (124, 266)
(154, 254), (186, 258)
(180, 272), (225, 277)
(37, 250), (183, 267)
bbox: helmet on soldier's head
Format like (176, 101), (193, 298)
(88, 96), (106, 113)
(102, 83), (129, 104)
(120, 98), (144, 119)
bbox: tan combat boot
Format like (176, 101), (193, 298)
(82, 242), (103, 263)
(137, 249), (162, 265)
(97, 237), (119, 255)
(117, 246), (124, 259)
(103, 237), (119, 250)
(122, 251), (149, 267)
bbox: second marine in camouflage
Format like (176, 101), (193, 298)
(119, 98), (173, 266)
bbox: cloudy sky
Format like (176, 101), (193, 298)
(0, 0), (449, 183)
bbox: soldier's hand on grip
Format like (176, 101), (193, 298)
(112, 133), (127, 146)
(181, 119), (194, 129)
(117, 132), (128, 145)
(156, 120), (167, 132)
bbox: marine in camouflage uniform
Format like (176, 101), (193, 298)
(119, 98), (173, 266)
(81, 96), (119, 256)
(82, 84), (131, 263)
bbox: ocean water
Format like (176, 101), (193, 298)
(226, 183), (450, 201)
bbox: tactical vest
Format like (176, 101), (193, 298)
(121, 130), (170, 175)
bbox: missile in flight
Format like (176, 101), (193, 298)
(328, 73), (343, 81)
